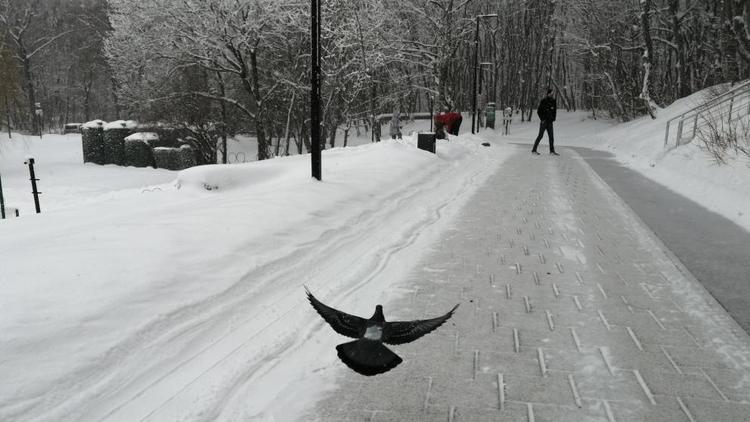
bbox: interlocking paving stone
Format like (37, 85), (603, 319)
(503, 372), (576, 406)
(683, 397), (750, 421)
(608, 395), (692, 421)
(308, 146), (750, 421)
(640, 371), (726, 401)
(701, 367), (750, 402)
(531, 399), (609, 422)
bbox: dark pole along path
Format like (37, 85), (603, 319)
(574, 147), (750, 333)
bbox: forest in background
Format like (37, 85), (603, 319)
(1, 0), (748, 160)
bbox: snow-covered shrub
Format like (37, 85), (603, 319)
(177, 123), (222, 165)
(103, 121), (137, 165)
(81, 120), (106, 164)
(134, 125), (183, 148)
(153, 145), (197, 170)
(103, 129), (128, 165)
(123, 139), (155, 168)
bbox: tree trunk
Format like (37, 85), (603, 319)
(283, 91), (295, 157)
(215, 71), (228, 164)
(669, 0), (689, 98)
(604, 71), (627, 120)
(19, 47), (38, 133)
(732, 14), (750, 63)
(328, 121), (337, 149)
(5, 94), (11, 138)
(83, 71), (93, 122)
(110, 76), (121, 120)
(639, 0), (657, 119)
(249, 49), (268, 160)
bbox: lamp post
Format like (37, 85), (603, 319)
(472, 14), (497, 134)
(310, 0), (322, 180)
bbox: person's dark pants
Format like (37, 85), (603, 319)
(532, 120), (555, 153)
(450, 117), (462, 135)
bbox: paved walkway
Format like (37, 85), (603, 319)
(309, 145), (750, 421)
(574, 147), (750, 334)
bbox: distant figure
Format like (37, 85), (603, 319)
(531, 89), (559, 156)
(389, 111), (402, 140)
(502, 107), (513, 135)
(306, 287), (458, 376)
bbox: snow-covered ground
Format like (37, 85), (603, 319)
(0, 123), (514, 421)
(2, 84), (749, 421)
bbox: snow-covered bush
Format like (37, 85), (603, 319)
(123, 139), (155, 168)
(153, 145), (197, 170)
(103, 120), (137, 165)
(81, 120), (106, 164)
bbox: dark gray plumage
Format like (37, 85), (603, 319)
(306, 287), (458, 376)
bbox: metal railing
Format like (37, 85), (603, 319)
(664, 79), (750, 148)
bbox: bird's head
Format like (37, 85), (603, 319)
(372, 305), (385, 321)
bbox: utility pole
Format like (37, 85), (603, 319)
(310, 0), (322, 181)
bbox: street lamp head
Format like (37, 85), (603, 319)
(478, 14), (498, 18)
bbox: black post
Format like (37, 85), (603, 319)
(0, 171), (5, 219)
(25, 157), (41, 213)
(471, 17), (479, 134)
(310, 0), (322, 181)
(478, 66), (483, 129)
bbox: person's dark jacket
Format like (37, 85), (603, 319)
(537, 96), (557, 122)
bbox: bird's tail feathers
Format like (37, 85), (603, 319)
(336, 339), (402, 376)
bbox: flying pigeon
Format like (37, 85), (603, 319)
(306, 287), (459, 376)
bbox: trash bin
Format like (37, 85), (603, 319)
(485, 102), (496, 129)
(417, 132), (436, 154)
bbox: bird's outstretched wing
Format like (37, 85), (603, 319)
(306, 287), (366, 339)
(383, 304), (459, 345)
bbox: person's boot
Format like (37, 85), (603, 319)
(532, 150), (540, 155)
(550, 151), (560, 156)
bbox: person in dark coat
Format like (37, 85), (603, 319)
(532, 89), (559, 156)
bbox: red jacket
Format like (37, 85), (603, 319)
(434, 112), (462, 133)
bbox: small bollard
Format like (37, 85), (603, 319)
(24, 157), (41, 213)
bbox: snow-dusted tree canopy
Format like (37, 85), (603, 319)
(1, 0), (749, 158)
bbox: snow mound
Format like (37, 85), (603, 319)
(104, 120), (138, 130)
(175, 159), (290, 191)
(82, 119), (106, 129)
(125, 132), (159, 142)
